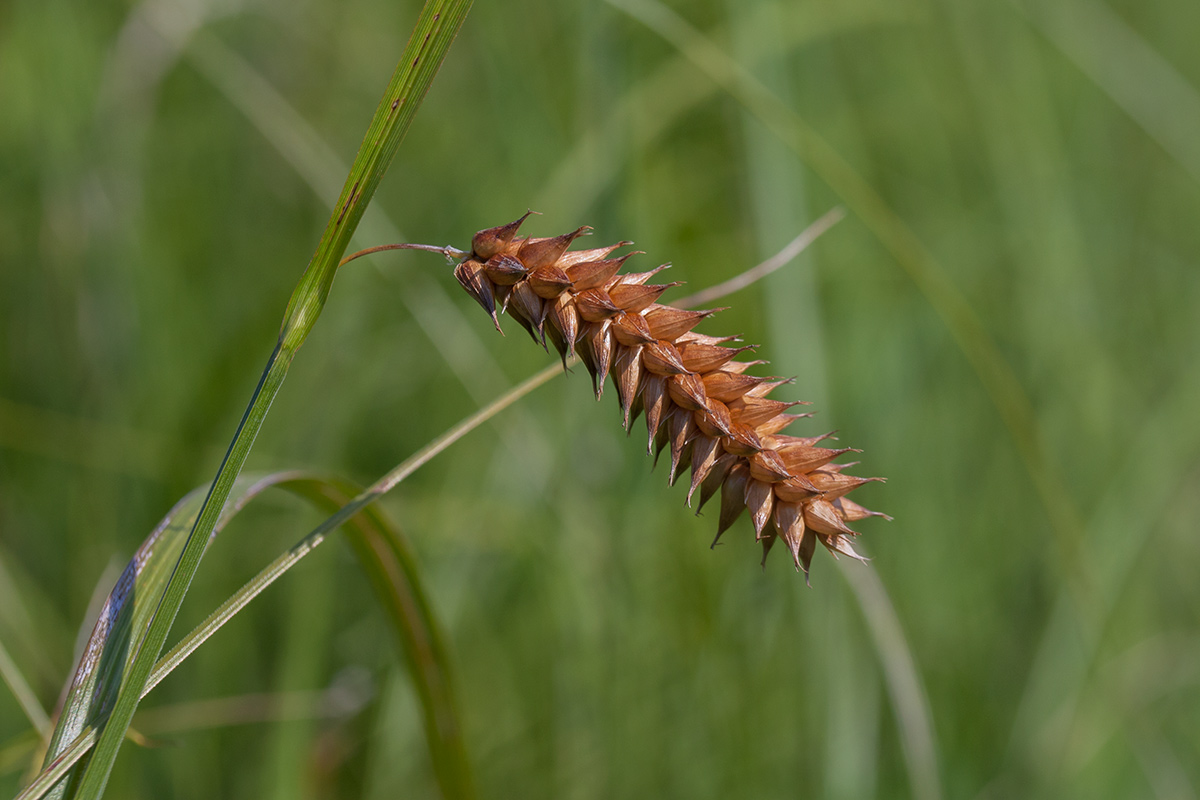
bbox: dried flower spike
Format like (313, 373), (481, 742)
(455, 214), (887, 579)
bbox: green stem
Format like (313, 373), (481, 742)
(65, 3), (473, 796)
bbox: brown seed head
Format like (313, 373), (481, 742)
(454, 218), (887, 576)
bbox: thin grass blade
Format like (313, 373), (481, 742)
(60, 3), (473, 797)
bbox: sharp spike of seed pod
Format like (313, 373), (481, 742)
(449, 219), (884, 576)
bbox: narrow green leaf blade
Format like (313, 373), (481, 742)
(37, 473), (299, 799)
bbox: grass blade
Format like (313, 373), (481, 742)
(0, 638), (50, 738)
(280, 476), (474, 799)
(51, 4), (474, 797)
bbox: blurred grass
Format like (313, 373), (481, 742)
(2, 0), (1199, 798)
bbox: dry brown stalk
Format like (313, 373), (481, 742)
(451, 213), (888, 578)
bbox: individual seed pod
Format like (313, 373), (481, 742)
(644, 306), (720, 341)
(668, 407), (697, 486)
(744, 479), (775, 540)
(509, 280), (547, 347)
(608, 282), (679, 313)
(666, 372), (709, 412)
(678, 343), (755, 374)
(611, 312), (656, 347)
(566, 253), (634, 290)
(697, 452), (738, 514)
(798, 526), (818, 579)
(722, 423), (763, 456)
(613, 264), (670, 286)
(693, 398), (733, 438)
(686, 434), (721, 506)
(833, 497), (892, 522)
(748, 449), (791, 483)
(773, 474), (820, 502)
(641, 341), (689, 376)
(803, 499), (859, 537)
(574, 288), (622, 322)
(773, 431), (839, 448)
(702, 371), (770, 403)
(777, 444), (855, 474)
(753, 413), (813, 437)
(518, 226), (591, 269)
(472, 211), (534, 259)
(482, 254), (529, 286)
(772, 501), (807, 572)
(715, 462), (750, 544)
(528, 265), (573, 298)
(613, 345), (644, 430)
(577, 319), (614, 397)
(546, 293), (579, 364)
(807, 471), (884, 500)
(556, 242), (633, 269)
(453, 259), (501, 332)
(676, 332), (740, 347)
(641, 374), (668, 453)
(728, 396), (806, 427)
(820, 533), (868, 562)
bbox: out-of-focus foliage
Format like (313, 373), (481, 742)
(2, 0), (1198, 798)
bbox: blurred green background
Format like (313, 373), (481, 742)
(3, 0), (1200, 797)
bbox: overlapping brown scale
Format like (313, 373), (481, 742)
(678, 343), (755, 373)
(528, 265), (573, 298)
(566, 254), (635, 290)
(517, 225), (591, 269)
(453, 259), (500, 332)
(471, 211), (534, 259)
(644, 306), (717, 341)
(666, 372), (708, 412)
(483, 254), (528, 286)
(458, 214), (886, 577)
(702, 371), (770, 403)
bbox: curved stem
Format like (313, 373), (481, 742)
(339, 242), (468, 267)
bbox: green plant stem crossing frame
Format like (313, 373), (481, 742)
(40, 3), (473, 797)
